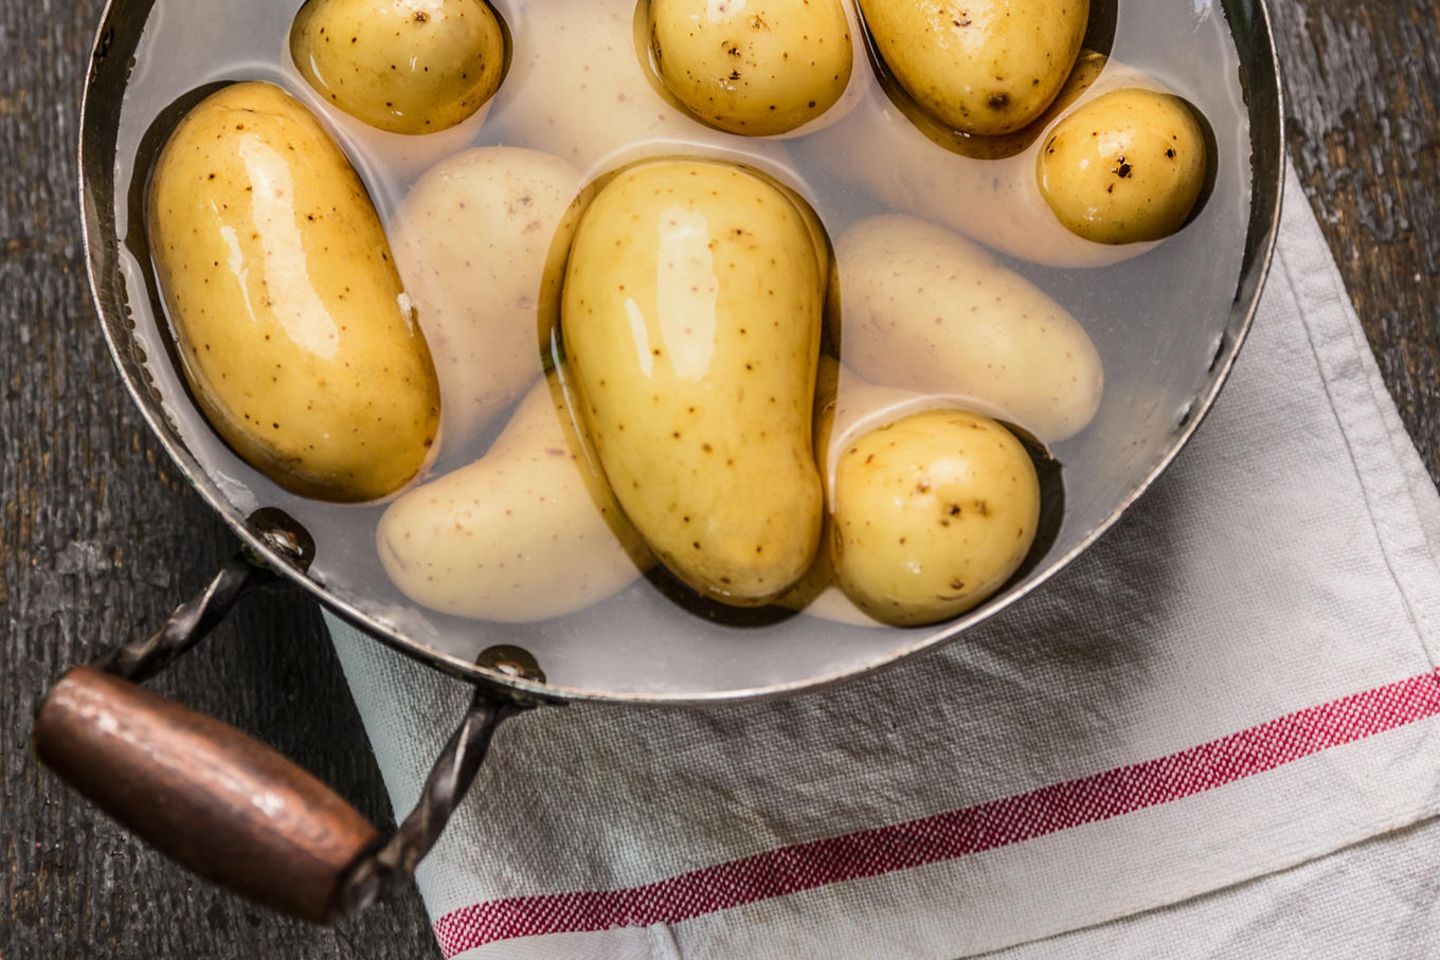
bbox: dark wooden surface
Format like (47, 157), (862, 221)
(2, 1), (1437, 957)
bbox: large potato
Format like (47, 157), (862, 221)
(290, 0), (505, 135)
(392, 147), (590, 452)
(648, 0), (854, 136)
(1038, 89), (1208, 244)
(562, 160), (825, 604)
(377, 376), (648, 622)
(801, 53), (1180, 267)
(859, 0), (1088, 135)
(835, 214), (1103, 443)
(832, 409), (1040, 626)
(147, 82), (440, 503)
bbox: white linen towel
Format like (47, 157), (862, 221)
(326, 165), (1440, 959)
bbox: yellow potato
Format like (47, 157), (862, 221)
(648, 0), (854, 136)
(147, 82), (440, 503)
(836, 214), (1103, 442)
(377, 376), (649, 622)
(859, 0), (1088, 135)
(562, 160), (825, 604)
(832, 409), (1040, 626)
(1038, 89), (1208, 244)
(802, 53), (1179, 267)
(392, 147), (591, 451)
(290, 0), (505, 135)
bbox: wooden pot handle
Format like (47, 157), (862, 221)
(33, 665), (380, 924)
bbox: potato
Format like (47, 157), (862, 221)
(562, 160), (825, 603)
(290, 0), (505, 135)
(832, 409), (1040, 626)
(496, 0), (772, 174)
(1038, 89), (1208, 244)
(859, 0), (1088, 135)
(147, 82), (440, 503)
(648, 0), (854, 136)
(835, 214), (1102, 443)
(377, 376), (649, 622)
(801, 53), (1179, 267)
(392, 147), (590, 451)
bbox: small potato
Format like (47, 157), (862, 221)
(147, 82), (440, 502)
(832, 410), (1040, 626)
(392, 147), (590, 451)
(378, 376), (649, 622)
(563, 160), (825, 604)
(802, 53), (1183, 267)
(1038, 89), (1208, 244)
(291, 0), (505, 135)
(649, 0), (854, 136)
(836, 214), (1103, 443)
(859, 0), (1088, 135)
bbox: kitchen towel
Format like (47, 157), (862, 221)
(326, 164), (1440, 959)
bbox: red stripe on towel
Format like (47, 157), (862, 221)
(434, 670), (1440, 957)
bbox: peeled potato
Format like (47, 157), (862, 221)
(290, 0), (506, 135)
(392, 147), (591, 451)
(832, 409), (1040, 627)
(1038, 89), (1208, 244)
(377, 376), (649, 622)
(835, 214), (1104, 443)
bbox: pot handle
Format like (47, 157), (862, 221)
(31, 511), (539, 924)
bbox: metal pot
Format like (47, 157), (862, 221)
(34, 0), (1286, 926)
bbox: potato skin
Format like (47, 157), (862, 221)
(392, 147), (590, 451)
(649, 0), (853, 136)
(562, 160), (825, 604)
(859, 0), (1088, 135)
(1038, 89), (1208, 244)
(832, 410), (1040, 626)
(836, 214), (1102, 443)
(147, 81), (440, 503)
(377, 376), (648, 622)
(290, 0), (505, 135)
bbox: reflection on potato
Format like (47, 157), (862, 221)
(147, 82), (440, 502)
(1038, 89), (1208, 244)
(392, 147), (590, 452)
(291, 0), (506, 135)
(377, 376), (648, 622)
(859, 0), (1088, 135)
(836, 214), (1103, 443)
(562, 160), (825, 603)
(649, 0), (853, 136)
(832, 409), (1040, 626)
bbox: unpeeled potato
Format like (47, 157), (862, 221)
(831, 409), (1040, 626)
(147, 81), (440, 503)
(290, 0), (506, 135)
(562, 159), (826, 604)
(1038, 89), (1208, 244)
(859, 0), (1089, 135)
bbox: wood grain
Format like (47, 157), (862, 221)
(2, 0), (1437, 957)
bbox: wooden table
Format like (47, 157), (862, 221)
(3, 2), (1436, 956)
